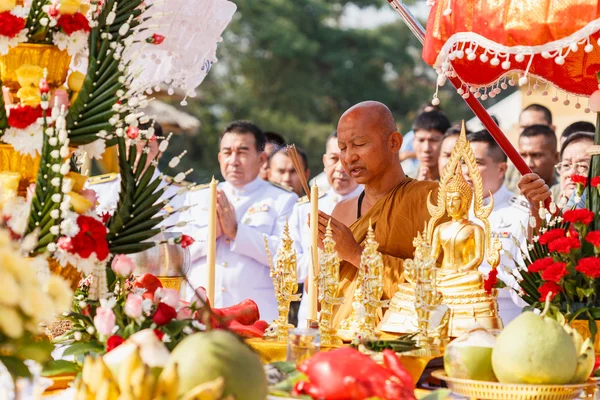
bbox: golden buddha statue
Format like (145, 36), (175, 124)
(379, 124), (502, 337)
(318, 221), (344, 346)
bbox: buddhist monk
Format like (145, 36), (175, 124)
(314, 101), (446, 327)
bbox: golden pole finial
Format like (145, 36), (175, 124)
(318, 220), (344, 346)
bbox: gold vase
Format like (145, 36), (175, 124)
(571, 320), (600, 355)
(0, 44), (71, 93)
(0, 144), (40, 196)
(47, 258), (82, 292)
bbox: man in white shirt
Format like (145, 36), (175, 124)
(181, 121), (298, 322)
(290, 131), (363, 328)
(465, 130), (530, 325)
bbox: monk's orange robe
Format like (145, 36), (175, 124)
(332, 178), (446, 327)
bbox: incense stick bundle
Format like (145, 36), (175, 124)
(287, 144), (311, 198)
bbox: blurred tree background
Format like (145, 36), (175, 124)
(158, 0), (507, 183)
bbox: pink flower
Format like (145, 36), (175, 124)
(79, 189), (98, 206)
(57, 236), (74, 252)
(154, 287), (180, 309)
(94, 307), (116, 336)
(177, 300), (192, 320)
(111, 254), (136, 278)
(124, 293), (143, 319)
(50, 89), (70, 110)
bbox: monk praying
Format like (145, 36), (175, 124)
(313, 101), (446, 327)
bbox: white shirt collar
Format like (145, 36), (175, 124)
(483, 184), (512, 209)
(223, 176), (263, 196)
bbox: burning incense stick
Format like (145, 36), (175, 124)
(287, 144), (311, 198)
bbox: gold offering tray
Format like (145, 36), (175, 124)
(432, 370), (595, 400)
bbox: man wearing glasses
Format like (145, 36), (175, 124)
(557, 132), (594, 208)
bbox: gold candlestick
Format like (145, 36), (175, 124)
(339, 221), (389, 341)
(318, 221), (344, 346)
(263, 223), (301, 342)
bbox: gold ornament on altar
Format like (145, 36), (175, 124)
(263, 223), (301, 342)
(380, 123), (502, 337)
(338, 221), (389, 342)
(317, 220), (344, 346)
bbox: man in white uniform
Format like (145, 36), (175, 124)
(464, 130), (530, 325)
(290, 131), (363, 328)
(181, 121), (298, 322)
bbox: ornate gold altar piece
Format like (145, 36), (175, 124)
(263, 223), (301, 342)
(338, 222), (389, 342)
(0, 44), (71, 93)
(318, 221), (344, 346)
(0, 144), (41, 197)
(380, 125), (502, 337)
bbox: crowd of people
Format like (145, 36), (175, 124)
(89, 100), (594, 328)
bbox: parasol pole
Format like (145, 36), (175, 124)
(387, 0), (531, 177)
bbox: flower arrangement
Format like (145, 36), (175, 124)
(0, 226), (72, 380)
(51, 254), (209, 372)
(509, 169), (600, 338)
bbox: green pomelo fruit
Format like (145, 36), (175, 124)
(166, 330), (267, 400)
(492, 312), (578, 384)
(444, 326), (496, 381)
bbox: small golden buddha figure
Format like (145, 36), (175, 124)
(318, 221), (344, 346)
(379, 124), (502, 337)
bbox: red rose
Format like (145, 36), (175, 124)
(7, 105), (42, 129)
(541, 262), (568, 283)
(106, 335), (124, 352)
(180, 234), (194, 249)
(538, 281), (562, 302)
(586, 231), (600, 247)
(0, 11), (26, 38)
(153, 329), (165, 340)
(153, 303), (177, 326)
(70, 215), (109, 260)
(134, 273), (163, 300)
(484, 268), (498, 294)
(592, 177), (600, 188)
(57, 12), (90, 35)
(570, 174), (588, 187)
(548, 237), (581, 254)
(539, 229), (566, 245)
(528, 257), (555, 273)
(576, 257), (600, 278)
(563, 209), (595, 225)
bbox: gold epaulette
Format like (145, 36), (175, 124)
(86, 173), (118, 185)
(189, 182), (211, 192)
(297, 191), (326, 204)
(164, 175), (193, 187)
(268, 181), (293, 192)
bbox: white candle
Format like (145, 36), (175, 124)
(308, 184), (319, 323)
(206, 176), (218, 305)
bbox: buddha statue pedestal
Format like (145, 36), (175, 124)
(379, 284), (502, 337)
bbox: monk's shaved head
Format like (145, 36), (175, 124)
(338, 101), (398, 139)
(336, 101), (404, 186)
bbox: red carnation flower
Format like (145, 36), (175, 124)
(548, 237), (581, 254)
(541, 262), (568, 283)
(586, 231), (600, 247)
(153, 329), (165, 340)
(153, 303), (177, 326)
(106, 335), (124, 352)
(0, 11), (26, 38)
(592, 177), (600, 188)
(100, 211), (111, 224)
(576, 257), (600, 279)
(7, 105), (42, 129)
(528, 257), (555, 273)
(147, 33), (165, 45)
(539, 228), (566, 245)
(570, 174), (588, 187)
(57, 12), (90, 35)
(538, 281), (562, 303)
(70, 215), (109, 260)
(484, 268), (498, 294)
(180, 234), (195, 249)
(563, 209), (595, 225)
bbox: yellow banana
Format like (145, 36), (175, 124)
(81, 356), (96, 388)
(571, 338), (595, 383)
(131, 365), (155, 400)
(564, 324), (584, 354)
(179, 377), (225, 400)
(119, 346), (144, 393)
(96, 379), (120, 400)
(153, 362), (179, 400)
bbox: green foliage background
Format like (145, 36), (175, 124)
(158, 0), (511, 184)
